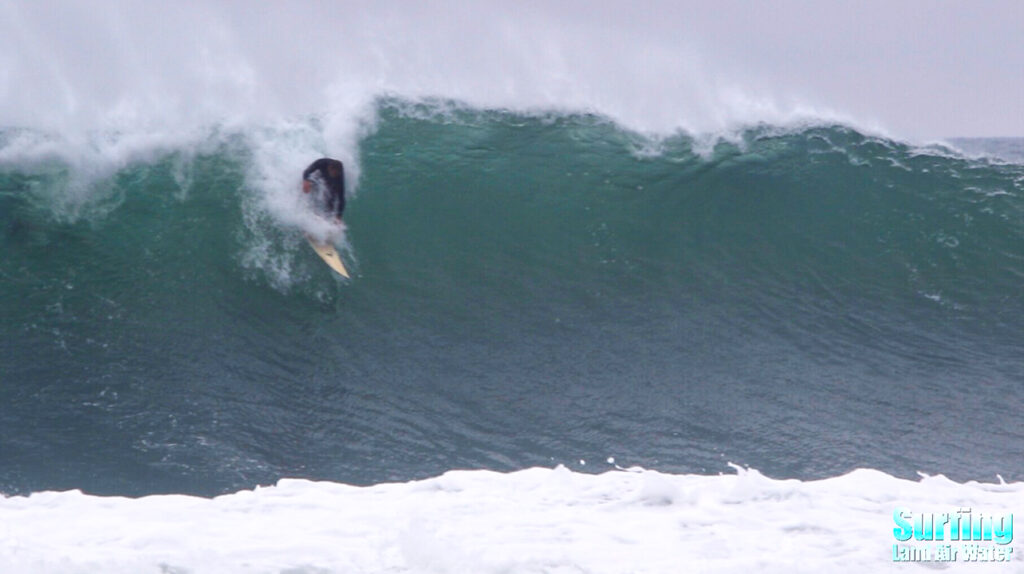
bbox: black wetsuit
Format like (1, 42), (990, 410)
(302, 158), (345, 219)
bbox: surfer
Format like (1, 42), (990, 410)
(302, 158), (346, 223)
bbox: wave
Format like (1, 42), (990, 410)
(7, 101), (1021, 308)
(2, 105), (1022, 498)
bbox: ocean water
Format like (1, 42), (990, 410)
(4, 106), (1023, 494)
(2, 3), (1024, 572)
(2, 102), (1023, 572)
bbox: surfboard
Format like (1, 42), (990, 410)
(306, 235), (350, 278)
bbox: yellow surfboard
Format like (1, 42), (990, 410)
(306, 235), (350, 278)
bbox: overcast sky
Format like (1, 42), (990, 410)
(646, 1), (1024, 138)
(2, 1), (1022, 139)
(518, 0), (1024, 138)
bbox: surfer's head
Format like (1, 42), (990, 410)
(327, 161), (341, 178)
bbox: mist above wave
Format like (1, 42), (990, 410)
(1, 1), (857, 142)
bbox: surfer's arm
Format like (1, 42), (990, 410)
(301, 158), (321, 192)
(302, 158), (329, 181)
(301, 158), (329, 192)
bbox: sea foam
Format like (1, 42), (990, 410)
(1, 465), (1020, 573)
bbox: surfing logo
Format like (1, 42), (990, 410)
(892, 507), (1014, 563)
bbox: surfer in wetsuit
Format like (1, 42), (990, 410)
(302, 158), (346, 222)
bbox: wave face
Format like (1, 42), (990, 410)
(2, 103), (1023, 496)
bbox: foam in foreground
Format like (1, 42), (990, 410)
(1, 465), (1021, 573)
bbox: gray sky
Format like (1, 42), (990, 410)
(651, 1), (1024, 138)
(2, 1), (1022, 139)
(524, 0), (1024, 138)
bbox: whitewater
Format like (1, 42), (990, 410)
(2, 1), (1024, 573)
(1, 466), (1020, 573)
